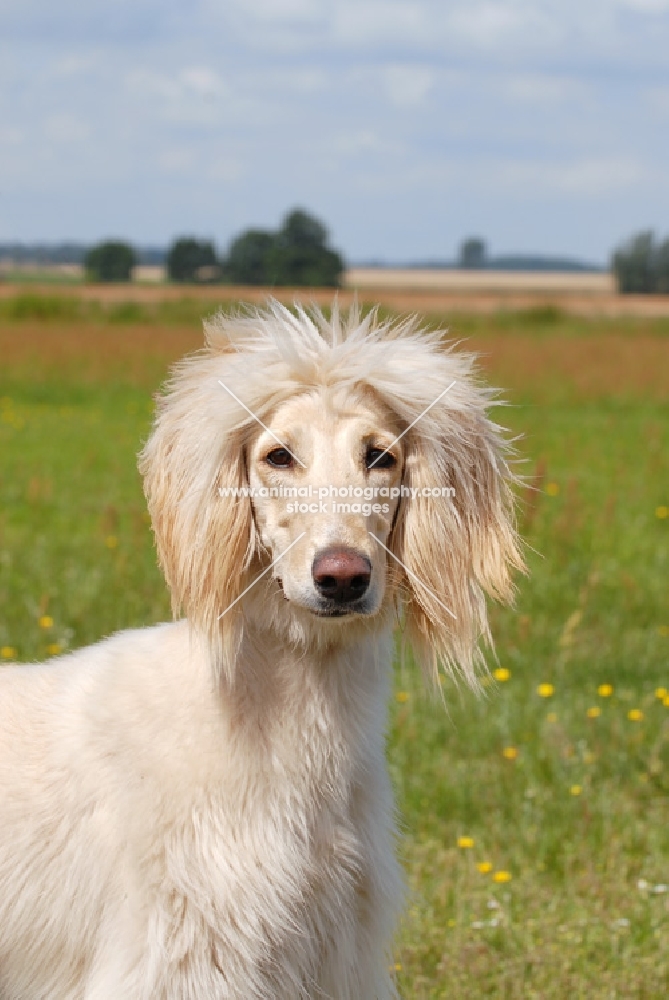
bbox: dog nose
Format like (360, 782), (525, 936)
(312, 548), (372, 604)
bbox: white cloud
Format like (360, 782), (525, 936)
(127, 67), (228, 103)
(53, 54), (98, 77)
(126, 69), (177, 102)
(206, 155), (244, 183)
(559, 156), (651, 198)
(224, 0), (322, 21)
(616, 0), (669, 11)
(383, 66), (435, 108)
(556, 157), (646, 195)
(0, 126), (24, 146)
(503, 73), (584, 104)
(180, 67), (227, 98)
(329, 130), (390, 156)
(485, 155), (647, 196)
(333, 1), (427, 45)
(44, 114), (89, 143)
(646, 85), (669, 114)
(447, 2), (561, 50)
(157, 147), (197, 174)
(124, 67), (235, 127)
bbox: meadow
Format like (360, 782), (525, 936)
(0, 290), (668, 998)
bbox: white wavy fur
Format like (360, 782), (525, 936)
(0, 302), (523, 999)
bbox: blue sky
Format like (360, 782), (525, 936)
(1, 0), (668, 262)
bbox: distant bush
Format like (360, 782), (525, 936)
(166, 238), (221, 284)
(612, 230), (669, 294)
(223, 208), (344, 287)
(85, 241), (136, 283)
(459, 237), (488, 269)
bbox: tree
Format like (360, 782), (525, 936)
(459, 237), (487, 269)
(654, 237), (669, 294)
(225, 230), (277, 286)
(84, 241), (136, 282)
(611, 230), (669, 294)
(166, 238), (221, 283)
(612, 230), (657, 293)
(222, 208), (345, 287)
(269, 208), (344, 287)
(280, 209), (328, 251)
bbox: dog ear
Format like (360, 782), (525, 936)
(390, 389), (524, 688)
(138, 356), (255, 676)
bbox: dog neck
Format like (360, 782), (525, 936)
(205, 604), (396, 787)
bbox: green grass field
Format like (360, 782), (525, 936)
(1, 293), (668, 997)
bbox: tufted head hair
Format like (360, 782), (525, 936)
(139, 300), (524, 686)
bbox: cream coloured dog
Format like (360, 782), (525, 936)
(0, 302), (523, 999)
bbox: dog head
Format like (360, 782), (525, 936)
(139, 301), (524, 685)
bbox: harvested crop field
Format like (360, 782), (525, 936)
(2, 278), (669, 318)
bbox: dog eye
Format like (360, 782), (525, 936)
(366, 447), (397, 470)
(265, 448), (294, 468)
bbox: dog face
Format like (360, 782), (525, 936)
(247, 386), (403, 618)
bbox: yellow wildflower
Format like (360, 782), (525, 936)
(656, 505), (668, 520)
(628, 709), (643, 722)
(477, 861), (493, 874)
(663, 695), (669, 708)
(502, 747), (519, 760)
(105, 535), (118, 549)
(537, 683), (554, 698)
(396, 691), (410, 703)
(587, 706), (601, 719)
(493, 667), (510, 682)
(655, 688), (668, 700)
(598, 684), (613, 698)
(492, 870), (512, 883)
(47, 644), (62, 656)
(570, 785), (582, 796)
(39, 615), (53, 629)
(1, 646), (16, 659)
(546, 483), (560, 496)
(457, 836), (474, 849)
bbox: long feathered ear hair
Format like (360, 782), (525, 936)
(138, 348), (258, 680)
(384, 350), (525, 688)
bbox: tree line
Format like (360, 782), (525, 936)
(36, 219), (669, 295)
(611, 230), (669, 294)
(457, 232), (669, 292)
(84, 208), (344, 287)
